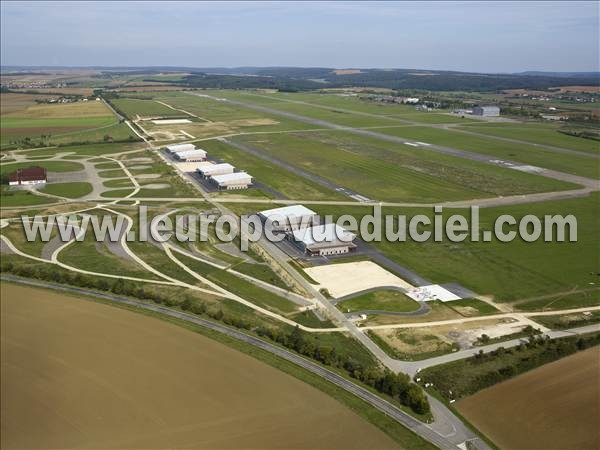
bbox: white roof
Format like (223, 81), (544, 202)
(292, 223), (356, 246)
(198, 162), (235, 175)
(406, 285), (461, 303)
(152, 119), (192, 125)
(259, 204), (317, 220)
(175, 161), (214, 172)
(212, 172), (252, 184)
(166, 143), (195, 152)
(174, 149), (207, 158)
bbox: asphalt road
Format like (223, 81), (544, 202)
(1, 274), (466, 450)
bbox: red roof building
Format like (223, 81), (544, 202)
(8, 167), (47, 185)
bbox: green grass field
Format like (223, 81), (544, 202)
(57, 233), (163, 280)
(41, 182), (93, 199)
(446, 299), (500, 315)
(133, 91), (318, 133)
(531, 311), (600, 329)
(126, 240), (200, 285)
(199, 139), (347, 200)
(304, 193), (600, 304)
(458, 122), (600, 154)
(0, 98), (138, 149)
(103, 179), (134, 188)
(236, 130), (574, 202)
(0, 187), (56, 207)
(514, 290), (600, 311)
(93, 161), (122, 170)
(231, 261), (289, 289)
(337, 290), (421, 313)
(17, 142), (141, 158)
(111, 98), (187, 118)
(213, 90), (478, 125)
(209, 90), (598, 179)
(97, 168), (127, 178)
(0, 160), (83, 176)
(377, 126), (599, 180)
(173, 251), (298, 314)
(0, 222), (58, 257)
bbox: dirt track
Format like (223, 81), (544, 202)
(1, 283), (399, 450)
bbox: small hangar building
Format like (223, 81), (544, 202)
(291, 223), (357, 256)
(211, 172), (252, 190)
(197, 163), (235, 178)
(8, 167), (47, 186)
(258, 205), (318, 232)
(174, 148), (207, 162)
(472, 106), (500, 117)
(165, 143), (196, 153)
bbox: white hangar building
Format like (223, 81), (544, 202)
(291, 223), (357, 256)
(211, 172), (253, 190)
(258, 204), (318, 232)
(174, 148), (207, 162)
(197, 163), (235, 178)
(165, 143), (196, 153)
(472, 106), (500, 117)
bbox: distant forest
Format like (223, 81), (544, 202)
(169, 67), (599, 92)
(2, 65), (597, 92)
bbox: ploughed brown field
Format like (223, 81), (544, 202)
(1, 283), (399, 450)
(457, 346), (600, 450)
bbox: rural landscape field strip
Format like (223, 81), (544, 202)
(2, 276), (460, 450)
(0, 96), (139, 149)
(1, 281), (402, 450)
(456, 346), (599, 450)
(2, 72), (598, 450)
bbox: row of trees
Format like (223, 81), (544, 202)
(257, 325), (430, 414)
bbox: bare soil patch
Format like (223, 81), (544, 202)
(1, 283), (399, 450)
(229, 118), (279, 127)
(457, 347), (600, 450)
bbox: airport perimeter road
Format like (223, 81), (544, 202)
(2, 275), (478, 450)
(187, 92), (599, 190)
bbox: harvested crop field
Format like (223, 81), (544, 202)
(456, 346), (600, 450)
(1, 283), (399, 450)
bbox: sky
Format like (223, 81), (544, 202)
(1, 1), (598, 72)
